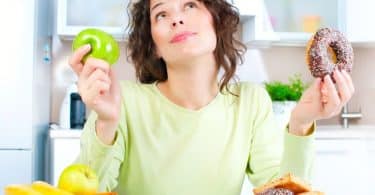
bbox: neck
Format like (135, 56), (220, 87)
(157, 55), (219, 110)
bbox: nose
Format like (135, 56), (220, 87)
(170, 9), (185, 28)
(172, 20), (184, 27)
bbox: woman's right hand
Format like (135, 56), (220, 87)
(69, 44), (121, 144)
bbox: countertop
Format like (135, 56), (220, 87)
(48, 125), (375, 139)
(316, 125), (375, 139)
(49, 128), (82, 138)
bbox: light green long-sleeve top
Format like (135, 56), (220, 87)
(76, 81), (315, 195)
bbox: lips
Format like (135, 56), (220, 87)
(170, 31), (197, 43)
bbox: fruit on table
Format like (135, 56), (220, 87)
(58, 164), (99, 195)
(4, 183), (116, 195)
(31, 181), (73, 195)
(4, 164), (103, 195)
(4, 184), (42, 195)
(5, 182), (74, 195)
(72, 28), (120, 65)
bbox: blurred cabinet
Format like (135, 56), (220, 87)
(313, 138), (372, 195)
(264, 0), (375, 45)
(231, 0), (278, 43)
(56, 0), (129, 40)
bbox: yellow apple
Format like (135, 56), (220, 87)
(58, 164), (99, 195)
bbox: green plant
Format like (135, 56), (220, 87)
(264, 74), (308, 101)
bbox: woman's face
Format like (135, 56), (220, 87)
(150, 0), (217, 65)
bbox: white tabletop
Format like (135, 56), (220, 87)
(48, 125), (375, 139)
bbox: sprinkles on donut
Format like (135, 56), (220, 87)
(306, 28), (354, 79)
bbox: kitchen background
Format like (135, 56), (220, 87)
(1, 0), (375, 195)
(52, 42), (375, 125)
(51, 0), (375, 126)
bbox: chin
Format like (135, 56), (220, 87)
(172, 50), (213, 63)
(177, 45), (215, 59)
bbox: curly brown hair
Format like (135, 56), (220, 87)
(126, 0), (246, 93)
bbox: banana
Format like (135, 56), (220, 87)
(4, 184), (42, 195)
(31, 181), (73, 195)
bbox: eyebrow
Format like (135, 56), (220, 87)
(151, 2), (164, 13)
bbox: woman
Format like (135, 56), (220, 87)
(69, 0), (354, 194)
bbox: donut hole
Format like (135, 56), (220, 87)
(327, 46), (337, 64)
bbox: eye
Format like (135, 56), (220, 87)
(185, 1), (197, 9)
(155, 12), (167, 21)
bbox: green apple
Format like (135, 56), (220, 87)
(72, 28), (120, 65)
(58, 164), (99, 195)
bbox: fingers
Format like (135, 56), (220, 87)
(322, 75), (341, 117)
(312, 78), (321, 92)
(320, 79), (328, 104)
(311, 78), (324, 104)
(299, 78), (320, 102)
(85, 80), (111, 106)
(79, 69), (119, 106)
(333, 69), (351, 104)
(341, 69), (355, 94)
(76, 57), (111, 106)
(69, 44), (91, 74)
(85, 69), (111, 91)
(81, 57), (110, 80)
(79, 68), (112, 106)
(319, 69), (355, 119)
(108, 70), (120, 99)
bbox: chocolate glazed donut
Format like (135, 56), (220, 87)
(307, 28), (354, 78)
(258, 188), (294, 195)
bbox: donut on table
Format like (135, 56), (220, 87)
(306, 28), (354, 79)
(257, 188), (293, 195)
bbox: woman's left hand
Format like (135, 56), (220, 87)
(289, 69), (355, 136)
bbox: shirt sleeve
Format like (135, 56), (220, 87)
(75, 103), (127, 192)
(246, 86), (315, 187)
